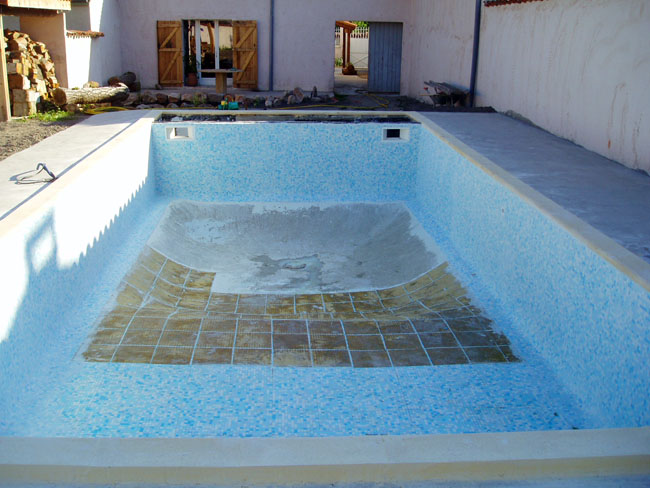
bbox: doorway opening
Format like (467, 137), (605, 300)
(334, 20), (368, 94)
(334, 21), (403, 94)
(184, 20), (234, 87)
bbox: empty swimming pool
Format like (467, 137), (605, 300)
(0, 111), (648, 482)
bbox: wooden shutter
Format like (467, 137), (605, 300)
(233, 20), (258, 89)
(157, 21), (183, 87)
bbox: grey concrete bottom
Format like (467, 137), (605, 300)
(148, 201), (444, 294)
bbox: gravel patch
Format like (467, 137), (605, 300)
(0, 115), (89, 161)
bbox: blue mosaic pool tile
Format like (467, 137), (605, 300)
(2, 118), (647, 439)
(412, 129), (650, 428)
(152, 122), (419, 202)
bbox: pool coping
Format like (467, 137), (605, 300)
(1, 428), (648, 484)
(1, 110), (649, 483)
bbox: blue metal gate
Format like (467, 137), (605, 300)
(368, 22), (403, 93)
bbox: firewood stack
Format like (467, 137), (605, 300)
(3, 29), (59, 116)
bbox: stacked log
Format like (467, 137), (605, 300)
(3, 29), (59, 116)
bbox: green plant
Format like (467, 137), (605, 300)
(25, 109), (75, 122)
(335, 57), (343, 67)
(184, 53), (197, 74)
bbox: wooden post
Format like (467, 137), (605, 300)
(0, 16), (12, 121)
(342, 28), (347, 67)
(346, 29), (351, 67)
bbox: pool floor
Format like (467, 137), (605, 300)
(82, 246), (517, 367)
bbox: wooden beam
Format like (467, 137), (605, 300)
(0, 0), (70, 10)
(0, 16), (11, 121)
(0, 5), (60, 15)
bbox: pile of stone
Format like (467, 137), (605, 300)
(3, 29), (59, 116)
(120, 86), (333, 110)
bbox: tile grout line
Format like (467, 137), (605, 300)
(230, 316), (239, 365)
(407, 317), (434, 366)
(376, 319), (396, 368)
(305, 319), (314, 367)
(442, 316), (472, 363)
(149, 313), (172, 364)
(270, 315), (274, 367)
(339, 319), (354, 367)
(189, 315), (205, 365)
(108, 256), (169, 363)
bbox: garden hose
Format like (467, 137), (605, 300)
(84, 106), (129, 115)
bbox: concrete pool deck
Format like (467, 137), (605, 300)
(0, 110), (649, 484)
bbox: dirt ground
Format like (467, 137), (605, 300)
(0, 115), (89, 161)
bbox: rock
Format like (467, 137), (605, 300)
(108, 72), (136, 88)
(129, 81), (141, 92)
(273, 97), (282, 107)
(155, 93), (169, 105)
(167, 92), (180, 103)
(235, 95), (245, 103)
(151, 104), (165, 108)
(311, 96), (323, 103)
(135, 104), (151, 109)
(180, 93), (195, 103)
(342, 63), (357, 75)
(180, 102), (193, 107)
(293, 87), (305, 103)
(166, 103), (179, 108)
(206, 93), (221, 104)
(287, 95), (296, 105)
(311, 86), (318, 98)
(140, 91), (156, 104)
(83, 81), (100, 89)
(155, 84), (163, 90)
(264, 97), (273, 108)
(123, 92), (140, 106)
(64, 103), (80, 113)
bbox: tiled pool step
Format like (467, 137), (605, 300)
(81, 246), (518, 367)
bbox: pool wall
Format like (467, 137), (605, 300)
(411, 116), (650, 427)
(152, 122), (419, 201)
(0, 113), (157, 431)
(150, 114), (650, 428)
(0, 110), (648, 482)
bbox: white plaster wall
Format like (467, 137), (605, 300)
(20, 14), (69, 88)
(350, 37), (368, 69)
(2, 15), (20, 31)
(65, 37), (92, 88)
(87, 0), (123, 84)
(476, 0), (650, 174)
(406, 0), (475, 103)
(273, 0), (411, 92)
(116, 0), (272, 89)
(66, 3), (91, 31)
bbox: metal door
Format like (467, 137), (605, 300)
(368, 22), (402, 93)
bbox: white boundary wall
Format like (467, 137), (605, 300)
(475, 0), (650, 174)
(111, 0), (649, 173)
